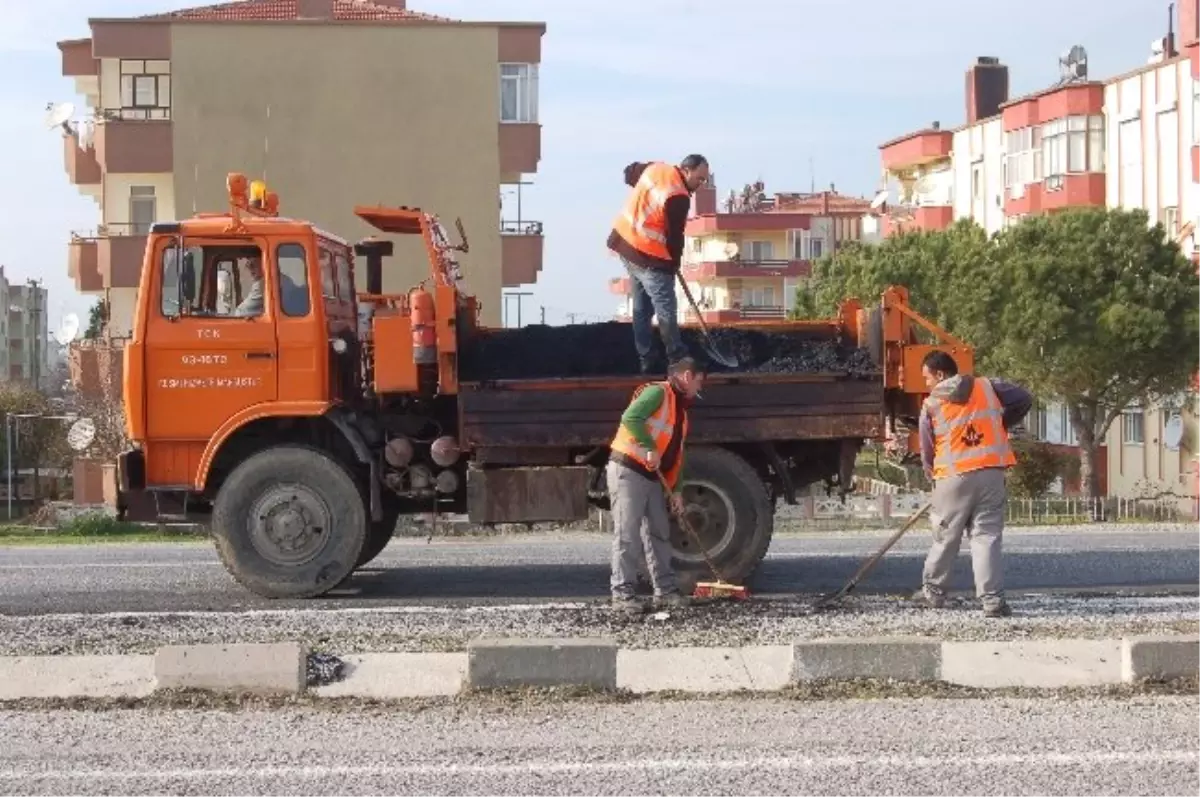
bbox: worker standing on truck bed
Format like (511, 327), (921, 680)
(607, 357), (706, 616)
(607, 155), (711, 375)
(917, 350), (1033, 618)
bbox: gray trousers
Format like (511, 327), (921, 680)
(607, 460), (678, 598)
(923, 467), (1006, 606)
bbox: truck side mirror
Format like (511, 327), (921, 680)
(180, 249), (195, 311)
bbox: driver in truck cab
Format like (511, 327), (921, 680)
(607, 357), (706, 617)
(234, 254), (308, 317)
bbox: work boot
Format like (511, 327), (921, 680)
(911, 587), (945, 609)
(610, 596), (646, 618)
(638, 354), (665, 376)
(654, 592), (692, 610)
(982, 600), (1013, 618)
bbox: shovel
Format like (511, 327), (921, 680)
(811, 501), (932, 611)
(676, 274), (739, 369)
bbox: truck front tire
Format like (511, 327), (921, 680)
(212, 445), (367, 599)
(669, 446), (773, 590)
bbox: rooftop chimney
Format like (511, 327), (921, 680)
(1182, 0), (1199, 49)
(297, 0), (335, 19)
(965, 57), (1009, 125)
(692, 184), (717, 216)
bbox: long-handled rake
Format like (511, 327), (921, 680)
(811, 502), (932, 611)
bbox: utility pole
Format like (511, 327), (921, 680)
(25, 279), (42, 393)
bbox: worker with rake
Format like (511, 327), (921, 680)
(917, 350), (1033, 618)
(607, 357), (706, 617)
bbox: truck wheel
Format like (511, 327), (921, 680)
(212, 445), (367, 599)
(357, 501), (401, 568)
(669, 446), (772, 591)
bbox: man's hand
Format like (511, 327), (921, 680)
(643, 448), (660, 470)
(668, 492), (686, 517)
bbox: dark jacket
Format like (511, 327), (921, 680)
(919, 374), (1034, 477)
(606, 161), (692, 273)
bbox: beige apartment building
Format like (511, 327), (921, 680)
(58, 0), (545, 335)
(0, 268), (50, 386)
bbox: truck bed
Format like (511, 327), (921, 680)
(458, 373), (884, 456)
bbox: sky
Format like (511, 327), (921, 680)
(0, 0), (1171, 331)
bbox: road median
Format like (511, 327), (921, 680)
(1, 634), (1193, 702)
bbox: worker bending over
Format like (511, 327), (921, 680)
(607, 155), (711, 375)
(918, 351), (1033, 617)
(607, 357), (706, 616)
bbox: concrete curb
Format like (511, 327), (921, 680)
(0, 635), (1194, 700)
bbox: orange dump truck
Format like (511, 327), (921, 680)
(116, 174), (973, 599)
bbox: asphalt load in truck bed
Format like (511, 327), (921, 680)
(458, 322), (878, 381)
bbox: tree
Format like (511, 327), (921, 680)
(84, 299), (107, 340)
(986, 208), (1200, 497)
(792, 219), (994, 340)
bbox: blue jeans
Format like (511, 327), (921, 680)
(624, 258), (688, 365)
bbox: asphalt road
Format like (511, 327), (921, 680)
(0, 696), (1195, 795)
(0, 526), (1196, 616)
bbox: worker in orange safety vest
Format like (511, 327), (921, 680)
(607, 155), (711, 375)
(917, 350), (1033, 618)
(606, 357), (706, 617)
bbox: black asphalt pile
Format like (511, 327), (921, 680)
(459, 322), (877, 381)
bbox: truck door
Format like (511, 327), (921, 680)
(145, 237), (279, 444)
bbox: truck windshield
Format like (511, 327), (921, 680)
(161, 243), (265, 317)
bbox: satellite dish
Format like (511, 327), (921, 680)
(66, 418), (96, 452)
(54, 313), (80, 346)
(45, 102), (75, 131)
(912, 175), (935, 195)
(869, 189), (889, 210)
(1163, 415), (1184, 450)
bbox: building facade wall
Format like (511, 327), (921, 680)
(168, 22), (506, 325)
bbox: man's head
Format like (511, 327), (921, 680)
(244, 255), (263, 282)
(679, 154), (711, 193)
(668, 356), (706, 399)
(921, 350), (959, 389)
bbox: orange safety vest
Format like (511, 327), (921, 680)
(610, 381), (690, 490)
(926, 378), (1017, 480)
(611, 163), (689, 262)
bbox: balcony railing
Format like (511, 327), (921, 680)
(739, 305), (787, 318)
(500, 219), (544, 235)
(98, 222), (153, 237)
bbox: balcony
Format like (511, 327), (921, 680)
(63, 129), (101, 186)
(687, 306), (788, 323)
(68, 235), (103, 293)
(499, 123), (541, 178)
(68, 339), (124, 401)
(681, 258), (811, 280)
(1004, 174), (1105, 216)
(880, 128), (953, 172)
(95, 115), (172, 174)
(500, 219), (544, 287)
(97, 223), (149, 289)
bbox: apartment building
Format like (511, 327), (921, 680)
(58, 0), (546, 337)
(609, 181), (874, 321)
(876, 0), (1198, 500)
(0, 268), (50, 386)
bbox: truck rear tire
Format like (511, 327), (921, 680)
(357, 501), (401, 568)
(669, 446), (773, 590)
(212, 445), (367, 599)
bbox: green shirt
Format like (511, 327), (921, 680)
(619, 384), (686, 493)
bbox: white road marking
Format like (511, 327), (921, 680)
(1, 750), (1195, 781)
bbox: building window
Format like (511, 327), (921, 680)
(1005, 127), (1041, 189)
(1035, 404), (1049, 440)
(1163, 206), (1179, 238)
(499, 63), (538, 124)
(745, 287), (776, 307)
(745, 240), (774, 261)
(1159, 110), (1179, 209)
(1042, 115), (1104, 181)
(1122, 408), (1145, 445)
(129, 186), (156, 235)
(118, 59), (171, 120)
(1119, 118), (1142, 208)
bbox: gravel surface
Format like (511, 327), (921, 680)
(0, 695), (1194, 795)
(1, 592), (1195, 656)
(1, 526), (1194, 616)
(457, 321), (876, 380)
